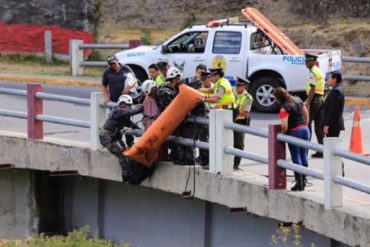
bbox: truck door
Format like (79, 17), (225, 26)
(207, 31), (246, 86)
(162, 31), (209, 79)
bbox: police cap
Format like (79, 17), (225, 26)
(236, 76), (250, 86)
(209, 67), (223, 74)
(200, 71), (211, 78)
(305, 53), (318, 62)
(107, 55), (119, 64)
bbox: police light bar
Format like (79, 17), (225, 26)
(206, 17), (239, 27)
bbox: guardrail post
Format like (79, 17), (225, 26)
(268, 124), (286, 189)
(324, 137), (343, 209)
(44, 30), (52, 63)
(90, 92), (105, 150)
(27, 84), (43, 139)
(209, 109), (233, 175)
(69, 39), (84, 76)
(128, 40), (142, 48)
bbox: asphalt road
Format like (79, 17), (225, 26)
(1, 80), (370, 206)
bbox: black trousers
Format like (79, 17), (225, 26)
(309, 96), (324, 145)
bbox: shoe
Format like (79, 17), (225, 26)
(311, 152), (323, 158)
(291, 172), (305, 191)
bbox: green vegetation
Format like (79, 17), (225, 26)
(141, 29), (152, 45)
(0, 53), (66, 65)
(271, 223), (316, 247)
(0, 53), (103, 77)
(0, 227), (129, 247)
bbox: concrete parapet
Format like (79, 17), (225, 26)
(0, 131), (369, 246)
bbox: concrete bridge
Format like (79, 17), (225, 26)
(1, 130), (369, 246)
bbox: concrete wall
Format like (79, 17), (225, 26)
(0, 170), (38, 239)
(0, 132), (368, 246)
(67, 176), (342, 247)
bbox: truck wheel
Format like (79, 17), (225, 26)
(129, 66), (148, 85)
(250, 77), (283, 113)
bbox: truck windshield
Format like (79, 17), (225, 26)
(167, 32), (208, 53)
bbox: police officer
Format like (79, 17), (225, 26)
(186, 70), (210, 167)
(204, 67), (235, 109)
(102, 55), (138, 104)
(233, 77), (253, 169)
(304, 53), (325, 158)
(148, 64), (166, 86)
(99, 95), (143, 158)
(157, 60), (169, 84)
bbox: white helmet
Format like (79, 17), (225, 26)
(166, 67), (182, 80)
(118, 94), (133, 105)
(141, 79), (157, 96)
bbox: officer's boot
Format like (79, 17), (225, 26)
(234, 157), (241, 170)
(291, 172), (304, 191)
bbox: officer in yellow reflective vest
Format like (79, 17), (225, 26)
(233, 77), (253, 169)
(204, 67), (235, 109)
(304, 53), (325, 158)
(148, 63), (166, 86)
(156, 60), (169, 85)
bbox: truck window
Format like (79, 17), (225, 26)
(213, 31), (241, 54)
(250, 31), (270, 50)
(167, 32), (208, 53)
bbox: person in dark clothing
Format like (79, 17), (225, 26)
(102, 55), (139, 147)
(323, 72), (345, 176)
(99, 95), (143, 158)
(274, 87), (310, 191)
(187, 70), (210, 167)
(323, 72), (345, 137)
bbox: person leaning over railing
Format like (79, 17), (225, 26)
(274, 87), (310, 191)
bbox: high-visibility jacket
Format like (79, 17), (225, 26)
(235, 90), (253, 119)
(306, 65), (325, 96)
(213, 77), (235, 109)
(155, 73), (166, 86)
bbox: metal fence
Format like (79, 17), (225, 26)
(69, 39), (142, 76)
(1, 84), (370, 211)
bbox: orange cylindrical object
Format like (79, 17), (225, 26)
(124, 84), (204, 166)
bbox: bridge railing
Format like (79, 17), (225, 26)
(69, 39), (142, 76)
(1, 85), (370, 210)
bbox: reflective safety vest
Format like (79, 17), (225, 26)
(306, 65), (325, 96)
(213, 77), (235, 109)
(235, 90), (253, 118)
(155, 73), (166, 86)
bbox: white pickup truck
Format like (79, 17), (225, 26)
(115, 20), (341, 112)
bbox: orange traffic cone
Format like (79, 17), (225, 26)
(349, 107), (364, 154)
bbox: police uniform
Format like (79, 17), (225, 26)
(156, 61), (169, 86)
(208, 67), (235, 109)
(99, 105), (143, 157)
(233, 77), (253, 169)
(187, 75), (210, 167)
(305, 53), (325, 154)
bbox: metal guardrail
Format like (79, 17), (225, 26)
(342, 56), (370, 63)
(79, 44), (130, 49)
(1, 84), (370, 210)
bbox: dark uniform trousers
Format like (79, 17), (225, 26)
(99, 129), (125, 158)
(309, 95), (324, 145)
(233, 118), (249, 169)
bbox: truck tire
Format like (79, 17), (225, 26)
(129, 66), (148, 85)
(249, 76), (283, 113)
